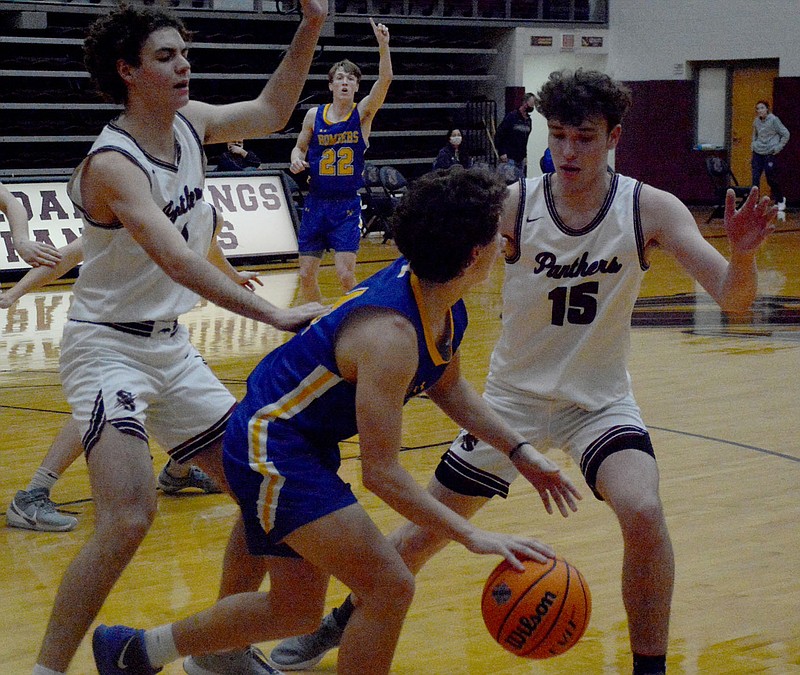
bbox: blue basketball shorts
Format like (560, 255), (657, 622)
(223, 413), (358, 557)
(297, 193), (362, 256)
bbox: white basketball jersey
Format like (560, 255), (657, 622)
(486, 173), (648, 410)
(67, 112), (215, 322)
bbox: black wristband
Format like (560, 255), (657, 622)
(508, 441), (531, 461)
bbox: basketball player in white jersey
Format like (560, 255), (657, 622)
(32, 3), (329, 674)
(269, 69), (776, 675)
(3, 210), (262, 532)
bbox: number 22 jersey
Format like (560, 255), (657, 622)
(306, 103), (367, 198)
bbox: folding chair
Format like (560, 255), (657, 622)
(360, 162), (394, 239)
(705, 156), (751, 222)
(378, 166), (409, 243)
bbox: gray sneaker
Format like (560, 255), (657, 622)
(157, 465), (221, 495)
(183, 646), (281, 674)
(268, 612), (344, 671)
(6, 488), (78, 532)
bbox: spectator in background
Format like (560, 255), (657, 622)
(217, 139), (262, 172)
(751, 100), (790, 211)
(495, 92), (536, 174)
(432, 128), (472, 171)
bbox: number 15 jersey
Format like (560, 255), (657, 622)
(487, 173), (649, 411)
(307, 103), (368, 198)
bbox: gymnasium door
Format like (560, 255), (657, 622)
(730, 65), (778, 189)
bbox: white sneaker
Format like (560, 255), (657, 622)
(184, 646), (282, 674)
(6, 488), (77, 532)
(268, 612), (344, 671)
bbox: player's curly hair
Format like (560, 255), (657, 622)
(83, 4), (190, 105)
(536, 69), (632, 131)
(391, 166), (506, 283)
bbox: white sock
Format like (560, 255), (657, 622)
(143, 624), (180, 669)
(32, 665), (64, 675)
(27, 467), (60, 494)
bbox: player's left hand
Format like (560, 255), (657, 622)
(511, 444), (582, 517)
(725, 186), (777, 254)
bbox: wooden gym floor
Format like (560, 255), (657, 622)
(1, 213), (799, 674)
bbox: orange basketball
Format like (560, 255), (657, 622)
(481, 556), (591, 659)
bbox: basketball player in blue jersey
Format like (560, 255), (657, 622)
(91, 166), (581, 675)
(269, 69), (777, 675)
(31, 3), (329, 674)
(290, 17), (393, 303)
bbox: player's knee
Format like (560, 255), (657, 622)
(383, 567), (416, 613)
(98, 504), (156, 554)
(616, 493), (666, 539)
(335, 266), (356, 288)
(359, 565), (415, 615)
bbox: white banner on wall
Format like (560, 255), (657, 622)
(0, 172), (298, 276)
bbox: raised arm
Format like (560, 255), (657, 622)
(0, 183), (61, 268)
(183, 0), (328, 145)
(0, 238), (83, 309)
(356, 18), (392, 140)
(643, 184), (775, 313)
(338, 310), (556, 569)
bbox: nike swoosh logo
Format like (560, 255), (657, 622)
(526, 216), (543, 223)
(17, 508), (37, 527)
(117, 636), (136, 670)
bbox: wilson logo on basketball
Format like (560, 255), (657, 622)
(504, 590), (556, 650)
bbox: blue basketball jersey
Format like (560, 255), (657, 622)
(227, 257), (468, 450)
(306, 103), (367, 197)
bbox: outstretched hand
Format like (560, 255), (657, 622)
(512, 444), (582, 517)
(272, 301), (329, 333)
(463, 528), (555, 571)
(724, 186), (776, 255)
(16, 240), (61, 268)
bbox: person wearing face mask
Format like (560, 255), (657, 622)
(217, 139), (262, 172)
(495, 92), (537, 174)
(432, 128), (472, 171)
